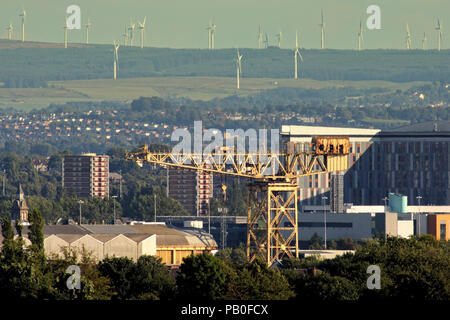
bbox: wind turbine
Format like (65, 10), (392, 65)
(276, 30), (282, 48)
(406, 23), (412, 49)
(128, 20), (135, 46)
(258, 25), (263, 49)
(19, 8), (26, 42)
(264, 33), (269, 48)
(138, 16), (146, 48)
(294, 30), (303, 80)
(63, 20), (69, 48)
(422, 32), (427, 50)
(357, 20), (363, 51)
(206, 20), (212, 49)
(85, 18), (92, 44)
(123, 24), (129, 46)
(319, 10), (325, 49)
(211, 21), (216, 49)
(436, 19), (442, 51)
(113, 41), (120, 80)
(236, 48), (243, 89)
(6, 22), (13, 40)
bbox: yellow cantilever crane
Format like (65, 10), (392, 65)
(126, 136), (349, 266)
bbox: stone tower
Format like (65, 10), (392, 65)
(12, 184), (29, 223)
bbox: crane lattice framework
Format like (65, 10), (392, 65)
(126, 136), (349, 266)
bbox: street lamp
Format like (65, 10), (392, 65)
(382, 197), (389, 211)
(416, 195), (422, 236)
(322, 196), (328, 250)
(112, 196), (118, 224)
(78, 200), (84, 225)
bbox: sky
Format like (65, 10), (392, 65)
(1, 0), (448, 50)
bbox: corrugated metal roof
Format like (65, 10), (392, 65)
(157, 235), (190, 246)
(80, 225), (139, 234)
(50, 234), (85, 243)
(90, 234), (119, 243)
(129, 224), (186, 236)
(130, 225), (217, 248)
(43, 225), (87, 235)
(125, 234), (155, 242)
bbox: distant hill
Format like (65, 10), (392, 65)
(0, 39), (90, 50)
(0, 40), (449, 87)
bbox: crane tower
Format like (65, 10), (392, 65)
(126, 135), (349, 266)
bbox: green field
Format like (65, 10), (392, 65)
(0, 77), (430, 111)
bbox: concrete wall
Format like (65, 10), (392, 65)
(137, 235), (157, 257)
(397, 220), (414, 238)
(296, 213), (373, 240)
(103, 234), (137, 261)
(375, 213), (398, 237)
(70, 235), (104, 261)
(385, 213), (398, 236)
(44, 235), (69, 259)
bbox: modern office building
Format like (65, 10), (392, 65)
(168, 167), (213, 216)
(62, 153), (110, 198)
(281, 121), (450, 207)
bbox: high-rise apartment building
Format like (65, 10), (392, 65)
(168, 167), (213, 216)
(62, 154), (109, 198)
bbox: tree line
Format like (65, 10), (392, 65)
(0, 47), (449, 87)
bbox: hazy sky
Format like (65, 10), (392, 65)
(1, 0), (448, 50)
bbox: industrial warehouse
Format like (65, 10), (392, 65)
(0, 222), (217, 265)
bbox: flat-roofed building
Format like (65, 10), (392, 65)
(62, 153), (109, 198)
(281, 121), (450, 206)
(168, 167), (213, 216)
(428, 214), (450, 241)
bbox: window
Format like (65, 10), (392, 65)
(440, 221), (447, 240)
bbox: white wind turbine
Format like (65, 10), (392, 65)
(276, 30), (282, 48)
(436, 19), (442, 51)
(206, 20), (212, 49)
(19, 8), (26, 42)
(357, 20), (363, 51)
(85, 18), (92, 44)
(128, 20), (136, 46)
(294, 30), (304, 80)
(6, 22), (13, 40)
(138, 17), (147, 49)
(406, 23), (412, 49)
(113, 41), (120, 80)
(211, 21), (216, 49)
(63, 20), (69, 48)
(258, 25), (263, 49)
(123, 24), (129, 46)
(264, 33), (269, 48)
(319, 10), (325, 49)
(236, 48), (243, 89)
(422, 32), (427, 50)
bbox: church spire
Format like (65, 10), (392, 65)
(13, 184), (29, 223)
(18, 184), (25, 201)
